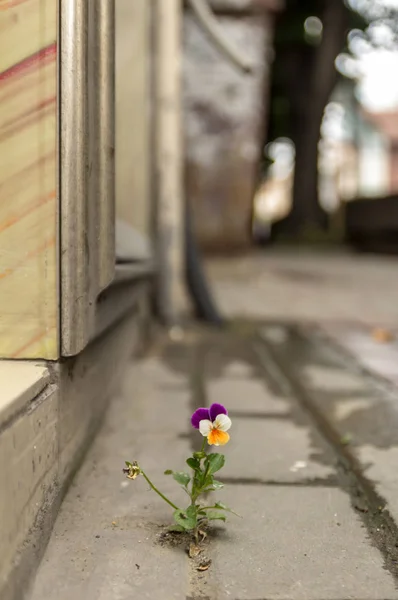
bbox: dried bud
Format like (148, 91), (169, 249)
(123, 461), (141, 480)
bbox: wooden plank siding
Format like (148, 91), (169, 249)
(0, 0), (58, 358)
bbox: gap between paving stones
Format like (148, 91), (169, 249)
(252, 328), (398, 584)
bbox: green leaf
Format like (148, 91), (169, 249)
(201, 474), (213, 488)
(172, 471), (191, 487)
(173, 508), (197, 530)
(211, 480), (224, 490)
(168, 524), (185, 533)
(205, 453), (225, 475)
(164, 470), (191, 487)
(340, 433), (352, 446)
(125, 461), (133, 467)
(205, 510), (226, 522)
(197, 473), (224, 493)
(186, 505), (198, 523)
(214, 501), (241, 518)
(186, 457), (200, 471)
(173, 509), (188, 529)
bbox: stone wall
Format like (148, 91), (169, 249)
(183, 0), (282, 251)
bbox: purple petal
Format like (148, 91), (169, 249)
(191, 407), (210, 429)
(209, 403), (228, 421)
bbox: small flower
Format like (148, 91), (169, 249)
(191, 403), (231, 446)
(123, 461), (141, 480)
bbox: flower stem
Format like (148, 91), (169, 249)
(199, 505), (242, 517)
(140, 469), (180, 511)
(191, 438), (208, 505)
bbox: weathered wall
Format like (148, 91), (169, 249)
(0, 1), (58, 358)
(0, 285), (152, 600)
(183, 2), (277, 251)
(115, 0), (152, 238)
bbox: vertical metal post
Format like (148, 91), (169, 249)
(154, 0), (187, 324)
(90, 0), (116, 292)
(59, 0), (116, 356)
(59, 0), (89, 355)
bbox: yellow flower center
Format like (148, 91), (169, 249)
(208, 427), (230, 446)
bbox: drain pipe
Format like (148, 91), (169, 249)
(154, 0), (252, 326)
(184, 0), (254, 326)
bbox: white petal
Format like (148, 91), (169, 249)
(199, 419), (212, 436)
(213, 414), (231, 432)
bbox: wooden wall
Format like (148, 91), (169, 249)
(0, 0), (58, 359)
(115, 0), (152, 238)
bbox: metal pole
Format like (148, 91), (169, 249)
(154, 0), (187, 325)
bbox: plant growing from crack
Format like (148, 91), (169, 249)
(123, 403), (239, 539)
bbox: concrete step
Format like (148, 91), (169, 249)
(28, 328), (398, 600)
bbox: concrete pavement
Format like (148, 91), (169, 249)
(28, 326), (398, 599)
(207, 248), (398, 326)
(208, 247), (398, 560)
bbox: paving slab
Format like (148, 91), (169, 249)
(207, 250), (398, 325)
(314, 326), (398, 525)
(29, 358), (191, 600)
(208, 378), (290, 415)
(321, 324), (398, 386)
(303, 364), (367, 393)
(221, 360), (255, 379)
(203, 485), (398, 600)
(259, 324), (398, 536)
(221, 417), (335, 483)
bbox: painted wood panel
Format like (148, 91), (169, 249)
(0, 0), (58, 358)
